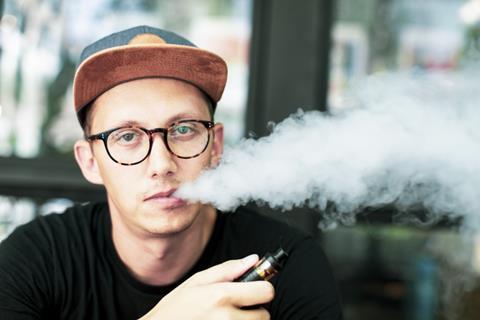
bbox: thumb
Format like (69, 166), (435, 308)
(184, 254), (259, 287)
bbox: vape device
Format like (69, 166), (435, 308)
(236, 248), (289, 282)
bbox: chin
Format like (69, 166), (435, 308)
(137, 208), (198, 236)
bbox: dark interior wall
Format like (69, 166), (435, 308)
(245, 0), (333, 234)
(246, 0), (333, 137)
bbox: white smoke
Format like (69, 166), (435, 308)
(176, 66), (480, 230)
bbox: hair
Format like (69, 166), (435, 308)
(80, 88), (215, 136)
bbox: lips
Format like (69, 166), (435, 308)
(144, 189), (176, 201)
(144, 189), (187, 209)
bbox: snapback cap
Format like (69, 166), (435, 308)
(73, 25), (228, 126)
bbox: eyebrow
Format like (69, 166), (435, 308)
(113, 120), (145, 128)
(110, 112), (207, 129)
(167, 112), (206, 124)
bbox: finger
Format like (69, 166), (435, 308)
(228, 306), (271, 320)
(185, 254), (259, 286)
(213, 281), (275, 307)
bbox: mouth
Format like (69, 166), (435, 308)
(144, 189), (187, 209)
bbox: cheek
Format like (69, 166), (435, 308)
(97, 159), (142, 200)
(176, 152), (212, 181)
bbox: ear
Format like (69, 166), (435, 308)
(209, 123), (224, 167)
(74, 139), (104, 185)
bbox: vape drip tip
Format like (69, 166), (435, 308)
(236, 248), (289, 282)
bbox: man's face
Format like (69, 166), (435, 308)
(78, 78), (223, 236)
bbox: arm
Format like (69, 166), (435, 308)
(0, 230), (50, 320)
(0, 273), (42, 320)
(140, 255), (274, 320)
(270, 239), (343, 320)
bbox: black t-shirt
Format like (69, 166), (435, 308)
(0, 202), (342, 319)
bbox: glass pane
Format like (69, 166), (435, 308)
(0, 0), (252, 158)
(328, 1), (480, 319)
(0, 196), (74, 240)
(329, 0), (475, 111)
(0, 0), (252, 242)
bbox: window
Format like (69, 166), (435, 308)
(0, 0), (252, 237)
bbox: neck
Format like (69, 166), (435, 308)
(110, 204), (217, 286)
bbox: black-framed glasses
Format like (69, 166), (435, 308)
(86, 119), (214, 166)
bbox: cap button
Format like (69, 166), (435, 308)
(128, 34), (167, 45)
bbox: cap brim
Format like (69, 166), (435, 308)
(73, 44), (228, 114)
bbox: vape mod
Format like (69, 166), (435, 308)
(236, 248), (288, 282)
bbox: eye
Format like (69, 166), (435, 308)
(169, 122), (204, 141)
(120, 132), (136, 142)
(111, 128), (143, 145)
(170, 124), (197, 137)
(174, 125), (193, 135)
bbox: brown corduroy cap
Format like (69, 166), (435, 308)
(73, 25), (228, 126)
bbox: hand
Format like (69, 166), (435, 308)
(139, 254), (274, 320)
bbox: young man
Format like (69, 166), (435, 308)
(0, 26), (342, 319)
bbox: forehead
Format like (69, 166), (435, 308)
(90, 78), (211, 130)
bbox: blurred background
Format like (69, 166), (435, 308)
(1, 0), (480, 319)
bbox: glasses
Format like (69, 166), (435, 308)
(86, 119), (214, 165)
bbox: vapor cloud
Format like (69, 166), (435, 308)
(176, 67), (480, 230)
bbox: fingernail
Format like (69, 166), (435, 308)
(242, 254), (259, 266)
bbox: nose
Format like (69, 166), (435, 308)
(146, 133), (177, 178)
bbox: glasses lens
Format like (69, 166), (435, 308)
(107, 127), (149, 164)
(167, 121), (210, 158)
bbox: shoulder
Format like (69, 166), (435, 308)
(221, 207), (343, 319)
(220, 206), (314, 258)
(2, 202), (107, 248)
(0, 201), (108, 266)
(223, 206), (307, 236)
(0, 202), (109, 317)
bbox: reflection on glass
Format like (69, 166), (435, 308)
(0, 196), (74, 240)
(0, 0), (252, 158)
(327, 1), (480, 319)
(329, 0), (479, 111)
